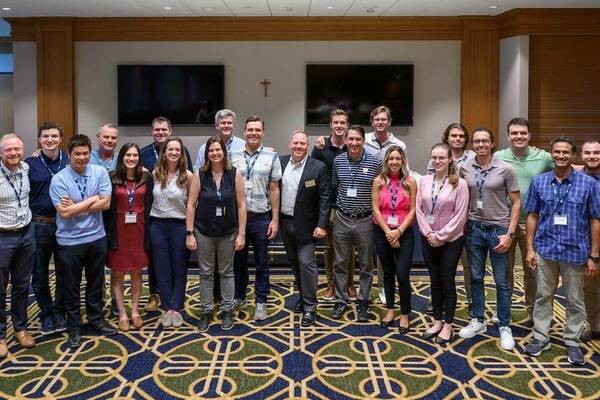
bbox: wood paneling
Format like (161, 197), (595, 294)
(529, 35), (600, 151)
(35, 19), (75, 141)
(499, 9), (600, 38)
(460, 17), (499, 136)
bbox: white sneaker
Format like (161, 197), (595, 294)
(491, 314), (500, 325)
(171, 311), (183, 328)
(378, 287), (386, 305)
(459, 318), (487, 339)
(254, 303), (268, 321)
(160, 311), (172, 327)
(499, 326), (515, 351)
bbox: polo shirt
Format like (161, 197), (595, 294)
(460, 157), (520, 228)
(281, 154), (308, 216)
(49, 164), (112, 246)
(140, 141), (194, 172)
(195, 136), (245, 170)
(524, 169), (600, 265)
(25, 150), (70, 217)
(332, 150), (381, 215)
(230, 144), (282, 214)
(0, 161), (32, 230)
(311, 136), (347, 208)
(90, 149), (117, 171)
(364, 131), (407, 160)
(495, 146), (553, 223)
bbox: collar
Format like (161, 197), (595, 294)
(41, 150), (62, 163)
(509, 146), (531, 160)
(0, 160), (22, 175)
(368, 131), (393, 146)
(289, 154), (308, 167)
(583, 167), (600, 180)
(68, 164), (90, 178)
(245, 144), (263, 155)
(348, 149), (365, 162)
(472, 155), (496, 170)
(327, 136), (346, 150)
(94, 148), (115, 162)
(552, 167), (575, 184)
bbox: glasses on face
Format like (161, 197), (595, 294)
(472, 139), (491, 144)
(430, 156), (448, 161)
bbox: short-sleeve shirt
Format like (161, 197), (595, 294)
(230, 144), (282, 214)
(195, 136), (245, 171)
(0, 161), (32, 230)
(50, 164), (112, 246)
(90, 149), (117, 171)
(524, 169), (600, 265)
(364, 131), (407, 160)
(25, 150), (70, 217)
(461, 157), (520, 227)
(332, 150), (382, 215)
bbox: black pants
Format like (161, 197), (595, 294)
(422, 235), (465, 323)
(373, 225), (414, 314)
(57, 237), (107, 331)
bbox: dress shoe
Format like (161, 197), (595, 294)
(0, 339), (8, 358)
(66, 330), (82, 349)
(356, 303), (371, 323)
(144, 294), (160, 313)
(15, 331), (35, 348)
(54, 314), (67, 333)
(221, 311), (234, 331)
(348, 286), (358, 301)
(90, 320), (117, 336)
(197, 313), (211, 333)
(435, 334), (453, 344)
(379, 319), (394, 329)
(301, 311), (316, 327)
(322, 282), (335, 301)
(398, 324), (410, 335)
(331, 303), (346, 320)
(293, 299), (304, 313)
(131, 315), (144, 329)
(422, 329), (442, 339)
(118, 319), (130, 332)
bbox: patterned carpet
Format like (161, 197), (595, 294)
(1, 267), (599, 400)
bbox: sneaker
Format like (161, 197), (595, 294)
(254, 303), (268, 321)
(144, 294), (160, 313)
(66, 329), (82, 349)
(331, 303), (346, 320)
(356, 303), (371, 323)
(54, 314), (67, 333)
(459, 319), (487, 339)
(499, 326), (515, 350)
(221, 311), (234, 331)
(491, 314), (500, 325)
(171, 311), (183, 328)
(322, 282), (335, 301)
(197, 313), (211, 333)
(524, 339), (550, 356)
(160, 311), (172, 327)
(566, 345), (585, 365)
(378, 287), (386, 305)
(579, 326), (600, 342)
(234, 298), (247, 310)
(40, 317), (56, 336)
(348, 286), (358, 301)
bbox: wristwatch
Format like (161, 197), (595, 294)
(590, 255), (600, 263)
(508, 232), (515, 239)
(186, 230), (194, 236)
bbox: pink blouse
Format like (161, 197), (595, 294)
(416, 175), (469, 242)
(376, 175), (410, 228)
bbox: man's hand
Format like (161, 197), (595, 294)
(313, 227), (327, 239)
(493, 234), (512, 254)
(267, 220), (279, 240)
(526, 249), (537, 270)
(186, 235), (197, 251)
(586, 259), (598, 277)
(235, 234), (246, 251)
(31, 149), (41, 157)
(315, 136), (326, 150)
(60, 196), (74, 207)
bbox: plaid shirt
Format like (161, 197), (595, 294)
(524, 169), (600, 265)
(0, 161), (32, 230)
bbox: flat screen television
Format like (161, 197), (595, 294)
(306, 64), (414, 126)
(118, 65), (225, 126)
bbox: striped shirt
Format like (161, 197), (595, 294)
(0, 161), (32, 230)
(524, 169), (600, 265)
(230, 144), (282, 214)
(332, 150), (381, 215)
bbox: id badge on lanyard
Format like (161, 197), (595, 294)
(347, 188), (357, 197)
(125, 212), (137, 224)
(426, 215), (434, 225)
(553, 214), (567, 226)
(387, 215), (399, 226)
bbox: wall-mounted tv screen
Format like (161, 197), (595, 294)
(306, 64), (414, 126)
(118, 65), (224, 126)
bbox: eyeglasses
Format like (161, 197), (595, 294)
(472, 139), (491, 144)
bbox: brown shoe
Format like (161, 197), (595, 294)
(14, 331), (35, 348)
(0, 339), (7, 358)
(144, 294), (160, 312)
(322, 282), (335, 301)
(132, 315), (144, 329)
(118, 319), (130, 332)
(348, 286), (358, 301)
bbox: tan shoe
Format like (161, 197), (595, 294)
(144, 294), (160, 312)
(0, 339), (7, 358)
(14, 331), (35, 348)
(132, 315), (144, 329)
(118, 319), (130, 332)
(348, 286), (358, 301)
(322, 282), (335, 301)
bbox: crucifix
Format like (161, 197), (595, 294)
(260, 79), (271, 97)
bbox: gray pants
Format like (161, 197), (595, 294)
(280, 218), (318, 312)
(195, 230), (236, 313)
(533, 255), (586, 347)
(584, 268), (600, 332)
(333, 211), (374, 304)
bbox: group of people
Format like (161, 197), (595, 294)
(0, 105), (598, 366)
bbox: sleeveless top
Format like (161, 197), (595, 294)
(150, 172), (187, 220)
(377, 175), (410, 228)
(195, 168), (238, 237)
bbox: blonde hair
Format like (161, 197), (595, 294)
(431, 143), (460, 187)
(377, 145), (410, 192)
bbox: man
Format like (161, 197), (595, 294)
(50, 134), (116, 349)
(331, 125), (382, 322)
(524, 137), (600, 365)
(494, 118), (553, 322)
(140, 116), (193, 312)
(90, 123), (119, 171)
(311, 109), (356, 301)
(0, 133), (36, 358)
(578, 140), (600, 342)
(195, 109), (245, 170)
(280, 130), (330, 326)
(459, 128), (520, 351)
(230, 116), (282, 321)
(25, 122), (70, 336)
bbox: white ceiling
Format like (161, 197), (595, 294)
(0, 0), (598, 18)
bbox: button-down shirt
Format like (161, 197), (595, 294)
(90, 149), (117, 171)
(140, 141), (194, 172)
(364, 131), (407, 160)
(524, 169), (600, 265)
(25, 150), (70, 217)
(0, 161), (32, 230)
(195, 135), (245, 171)
(230, 145), (282, 214)
(281, 154), (308, 216)
(332, 150), (382, 215)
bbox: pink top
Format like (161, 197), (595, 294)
(376, 175), (410, 228)
(416, 175), (469, 242)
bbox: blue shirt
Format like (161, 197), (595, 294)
(140, 141), (194, 172)
(50, 164), (112, 246)
(332, 150), (382, 215)
(25, 150), (70, 217)
(524, 169), (600, 265)
(90, 149), (117, 171)
(195, 136), (245, 170)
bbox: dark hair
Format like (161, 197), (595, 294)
(152, 116), (172, 130)
(330, 109), (348, 121)
(507, 117), (529, 133)
(154, 137), (188, 189)
(113, 143), (144, 185)
(201, 136), (231, 172)
(38, 121), (63, 138)
(550, 136), (576, 153)
(346, 125), (365, 139)
(442, 122), (469, 148)
(430, 143), (460, 187)
(472, 127), (495, 144)
(245, 115), (265, 130)
(68, 134), (92, 154)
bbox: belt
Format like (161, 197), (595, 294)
(33, 215), (56, 223)
(0, 223), (30, 233)
(280, 214), (294, 220)
(469, 220), (503, 231)
(338, 209), (372, 220)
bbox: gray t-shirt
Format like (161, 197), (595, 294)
(460, 157), (519, 227)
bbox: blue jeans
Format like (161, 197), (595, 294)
(465, 220), (511, 326)
(234, 212), (270, 304)
(31, 220), (64, 320)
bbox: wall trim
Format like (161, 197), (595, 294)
(498, 8), (600, 38)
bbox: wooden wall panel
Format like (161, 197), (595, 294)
(499, 9), (600, 38)
(529, 35), (600, 151)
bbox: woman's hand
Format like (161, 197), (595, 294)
(386, 228), (402, 244)
(234, 234), (246, 251)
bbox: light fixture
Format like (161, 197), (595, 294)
(245, 5), (252, 9)
(489, 5), (498, 9)
(202, 6), (216, 12)
(163, 6), (172, 10)
(327, 6), (334, 10)
(1, 7), (11, 11)
(366, 8), (376, 14)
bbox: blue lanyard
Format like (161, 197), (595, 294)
(40, 152), (63, 176)
(153, 143), (160, 162)
(474, 166), (491, 199)
(75, 176), (88, 201)
(244, 147), (263, 180)
(126, 181), (136, 212)
(387, 178), (401, 216)
(431, 176), (447, 214)
(551, 180), (572, 215)
(1, 165), (23, 208)
(345, 151), (365, 188)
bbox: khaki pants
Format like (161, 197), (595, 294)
(325, 210), (354, 285)
(584, 270), (600, 332)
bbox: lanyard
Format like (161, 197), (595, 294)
(431, 176), (447, 214)
(345, 151), (365, 188)
(226, 138), (233, 154)
(1, 165), (23, 208)
(126, 181), (136, 212)
(243, 147), (263, 180)
(153, 143), (160, 161)
(40, 152), (63, 176)
(387, 178), (401, 216)
(474, 166), (491, 199)
(75, 176), (88, 201)
(551, 180), (572, 215)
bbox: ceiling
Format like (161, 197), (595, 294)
(0, 0), (598, 18)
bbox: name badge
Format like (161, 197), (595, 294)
(387, 216), (399, 226)
(244, 180), (253, 189)
(363, 168), (369, 173)
(305, 179), (316, 188)
(426, 215), (434, 225)
(554, 214), (568, 226)
(476, 200), (483, 209)
(216, 205), (225, 217)
(347, 188), (357, 197)
(125, 212), (137, 224)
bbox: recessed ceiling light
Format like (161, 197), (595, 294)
(489, 5), (498, 9)
(2, 7), (11, 11)
(245, 5), (252, 9)
(202, 6), (216, 12)
(366, 8), (376, 14)
(327, 6), (334, 10)
(163, 6), (172, 10)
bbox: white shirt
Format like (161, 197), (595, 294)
(364, 131), (407, 161)
(281, 155), (308, 216)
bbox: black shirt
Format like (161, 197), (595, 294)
(195, 168), (238, 237)
(311, 136), (347, 208)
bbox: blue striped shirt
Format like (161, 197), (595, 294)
(524, 169), (600, 265)
(332, 150), (381, 214)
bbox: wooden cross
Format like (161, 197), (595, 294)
(260, 78), (271, 97)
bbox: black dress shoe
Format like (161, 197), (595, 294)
(422, 329), (441, 339)
(379, 319), (394, 329)
(301, 311), (315, 327)
(293, 299), (304, 314)
(90, 320), (117, 336)
(398, 324), (410, 334)
(197, 313), (212, 333)
(435, 334), (452, 344)
(331, 303), (346, 320)
(357, 304), (371, 323)
(67, 330), (82, 349)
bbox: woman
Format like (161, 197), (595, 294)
(372, 145), (417, 334)
(105, 143), (152, 331)
(150, 137), (193, 328)
(416, 143), (469, 343)
(186, 136), (247, 332)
